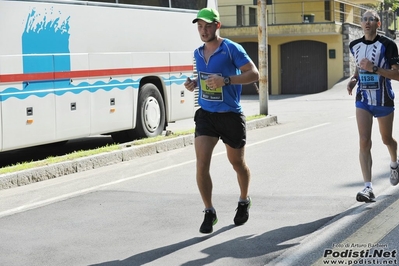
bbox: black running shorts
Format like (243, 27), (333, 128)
(194, 108), (246, 149)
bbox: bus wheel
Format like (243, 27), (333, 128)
(111, 83), (165, 143)
(134, 83), (166, 138)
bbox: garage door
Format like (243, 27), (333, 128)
(281, 40), (327, 94)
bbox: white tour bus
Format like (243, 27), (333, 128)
(0, 0), (217, 151)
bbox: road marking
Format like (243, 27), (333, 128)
(312, 199), (399, 265)
(0, 122), (331, 218)
(246, 123), (330, 148)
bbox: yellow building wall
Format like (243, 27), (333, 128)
(270, 0), (326, 24)
(268, 35), (343, 94)
(218, 0), (381, 25)
(218, 0), (256, 26)
(218, 5), (238, 26)
(217, 0), (353, 94)
(223, 33), (344, 95)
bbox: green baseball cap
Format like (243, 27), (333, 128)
(192, 8), (220, 23)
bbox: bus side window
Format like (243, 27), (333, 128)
(82, 0), (208, 9)
(171, 0), (207, 10)
(86, 0), (116, 3)
(117, 0), (169, 7)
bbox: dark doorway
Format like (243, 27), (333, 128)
(281, 40), (327, 94)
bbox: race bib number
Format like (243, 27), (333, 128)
(199, 72), (223, 101)
(359, 71), (379, 90)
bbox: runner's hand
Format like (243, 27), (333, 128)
(359, 58), (373, 72)
(184, 77), (197, 92)
(347, 78), (357, 95)
(205, 74), (222, 90)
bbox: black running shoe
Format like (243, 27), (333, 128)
(356, 187), (376, 203)
(199, 210), (218, 234)
(234, 197), (252, 225)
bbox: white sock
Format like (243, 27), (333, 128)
(391, 161), (398, 169)
(239, 197), (249, 203)
(205, 207), (216, 214)
(365, 182), (372, 188)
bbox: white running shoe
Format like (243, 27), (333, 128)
(356, 187), (376, 203)
(390, 165), (399, 186)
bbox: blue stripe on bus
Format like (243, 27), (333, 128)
(0, 75), (189, 101)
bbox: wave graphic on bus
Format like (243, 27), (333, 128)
(0, 9), (188, 102)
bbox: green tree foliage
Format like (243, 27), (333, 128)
(384, 0), (398, 12)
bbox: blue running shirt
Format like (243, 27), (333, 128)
(349, 35), (399, 107)
(194, 39), (253, 113)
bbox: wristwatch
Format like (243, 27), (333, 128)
(223, 76), (231, 85)
(372, 66), (379, 73)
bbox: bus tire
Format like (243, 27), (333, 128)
(111, 83), (165, 143)
(133, 83), (166, 139)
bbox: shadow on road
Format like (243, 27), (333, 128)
(89, 215), (336, 266)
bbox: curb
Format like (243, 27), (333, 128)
(0, 115), (278, 190)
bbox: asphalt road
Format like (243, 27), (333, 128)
(1, 78), (399, 266)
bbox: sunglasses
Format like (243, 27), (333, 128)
(361, 16), (378, 22)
